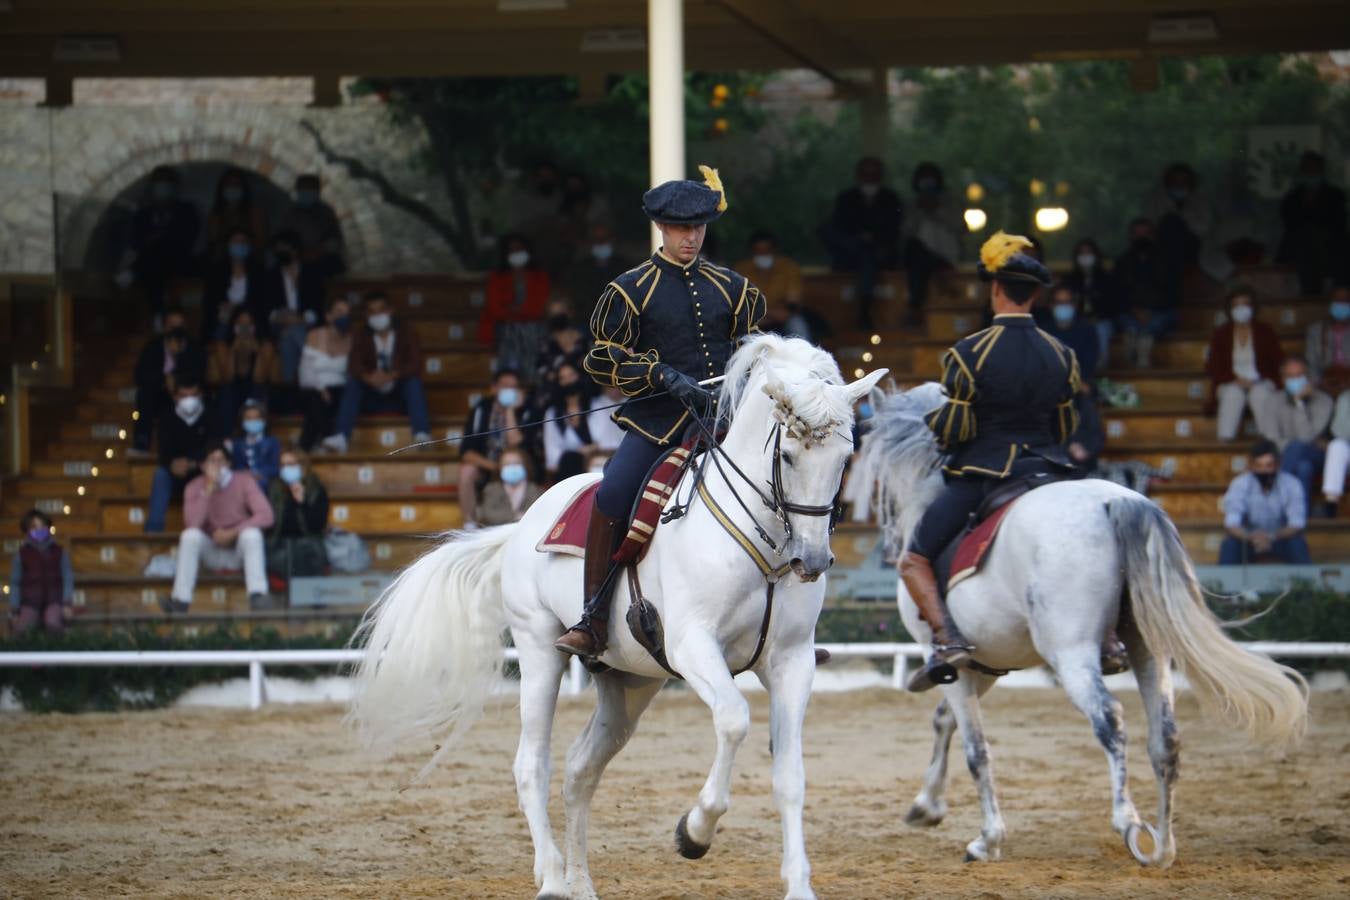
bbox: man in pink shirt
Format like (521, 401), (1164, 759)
(161, 442), (275, 614)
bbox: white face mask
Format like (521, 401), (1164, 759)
(367, 313), (392, 332)
(176, 395), (203, 419)
(1076, 253), (1097, 270)
(753, 254), (774, 271)
(507, 250), (530, 269)
(1230, 305), (1254, 325)
(590, 243), (613, 262)
(859, 183), (881, 199)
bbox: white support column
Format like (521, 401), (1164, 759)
(248, 660), (267, 710)
(648, 0), (685, 252)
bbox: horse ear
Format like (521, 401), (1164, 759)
(759, 360), (787, 400)
(846, 368), (889, 401)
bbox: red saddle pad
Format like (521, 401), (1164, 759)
(946, 500), (1017, 592)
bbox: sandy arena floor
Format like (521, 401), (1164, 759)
(1, 683), (1347, 899)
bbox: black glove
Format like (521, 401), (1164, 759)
(656, 364), (712, 407)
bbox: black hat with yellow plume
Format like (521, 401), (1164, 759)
(977, 231), (1052, 287)
(642, 165), (728, 225)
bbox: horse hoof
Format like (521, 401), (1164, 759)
(675, 812), (711, 860)
(904, 804), (943, 828)
(1125, 822), (1164, 866)
(963, 851), (978, 863)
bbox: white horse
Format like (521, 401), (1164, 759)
(852, 384), (1309, 868)
(349, 334), (887, 900)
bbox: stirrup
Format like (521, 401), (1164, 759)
(906, 645), (974, 693)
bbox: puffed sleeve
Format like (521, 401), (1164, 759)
(583, 283), (662, 397)
(924, 347), (977, 451)
(732, 279), (766, 338)
(1054, 349), (1082, 444)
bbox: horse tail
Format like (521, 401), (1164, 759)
(347, 524), (516, 780)
(1107, 496), (1308, 750)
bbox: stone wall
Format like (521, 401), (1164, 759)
(0, 90), (460, 276)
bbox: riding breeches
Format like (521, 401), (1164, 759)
(594, 432), (668, 520)
(909, 458), (1059, 560)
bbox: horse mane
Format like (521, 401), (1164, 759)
(717, 333), (846, 431)
(852, 383), (946, 555)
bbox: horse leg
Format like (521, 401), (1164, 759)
(905, 699), (956, 828)
(1055, 648), (1141, 838)
(1124, 636), (1179, 868)
(762, 642), (818, 900)
(943, 672), (1005, 862)
(512, 639), (568, 898)
(559, 671), (664, 900)
(671, 629), (751, 859)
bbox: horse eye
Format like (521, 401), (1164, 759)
(781, 452), (794, 466)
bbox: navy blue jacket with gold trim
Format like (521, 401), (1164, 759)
(925, 313), (1080, 477)
(584, 251), (764, 445)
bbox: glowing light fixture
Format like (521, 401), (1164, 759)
(963, 208), (988, 232)
(853, 368), (865, 378)
(105, 448), (115, 459)
(77, 485), (86, 496)
(1029, 178), (1046, 197)
(869, 334), (882, 346)
(965, 183), (985, 203)
(862, 351), (874, 363)
(1035, 207), (1070, 232)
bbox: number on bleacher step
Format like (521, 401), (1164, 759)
(91, 424), (120, 439)
(141, 589), (156, 606)
(64, 461), (94, 476)
(1107, 421), (1124, 438)
(211, 588), (226, 605)
(470, 289), (485, 308)
(426, 357), (442, 374)
(1175, 419), (1192, 438)
(380, 430), (396, 447)
(1279, 308), (1295, 326)
(1188, 381), (1204, 399)
(375, 543), (391, 560)
(357, 465), (374, 484)
(129, 507), (145, 524)
(36, 499), (63, 514)
(334, 505), (349, 522)
(408, 291), (424, 307)
(100, 546), (116, 563)
(400, 505), (416, 522)
(73, 589), (86, 608)
(118, 388), (137, 404)
(423, 466), (441, 484)
(1231, 455), (1246, 472)
(448, 324), (464, 340)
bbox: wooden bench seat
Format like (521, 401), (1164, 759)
(98, 493), (463, 536)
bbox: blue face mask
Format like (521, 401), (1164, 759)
(280, 464), (303, 485)
(501, 463), (527, 485)
(332, 314), (351, 333)
(1052, 305), (1076, 326)
(28, 526), (51, 543)
(228, 243), (250, 261)
(1284, 376), (1308, 396)
(1330, 302), (1350, 322)
(497, 387), (520, 408)
(243, 418), (266, 435)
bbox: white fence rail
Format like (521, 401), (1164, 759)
(1, 642), (1346, 710)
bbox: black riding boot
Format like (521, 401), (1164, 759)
(900, 551), (975, 692)
(554, 508), (625, 657)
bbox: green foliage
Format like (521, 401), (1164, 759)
(1208, 584), (1350, 673)
(815, 605), (911, 644)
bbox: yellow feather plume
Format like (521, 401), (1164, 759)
(698, 164), (728, 213)
(979, 231), (1032, 273)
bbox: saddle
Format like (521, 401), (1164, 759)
(935, 472), (1071, 598)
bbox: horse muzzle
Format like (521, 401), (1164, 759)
(788, 547), (834, 582)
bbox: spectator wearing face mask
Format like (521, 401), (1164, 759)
(558, 223), (635, 310)
(299, 296), (354, 452)
(901, 162), (963, 324)
(266, 447), (330, 579)
(1320, 390), (1350, 516)
(1261, 356), (1333, 514)
(8, 510), (74, 635)
(1143, 161), (1212, 305)
(147, 379), (215, 534)
(459, 369), (530, 528)
(1036, 283), (1100, 386)
(1109, 217), (1177, 368)
(205, 167), (268, 264)
(161, 441), (275, 614)
(275, 174), (345, 279)
(477, 448), (543, 527)
(207, 307), (281, 436)
(1277, 151), (1348, 296)
(323, 291), (431, 453)
(1205, 285), (1283, 441)
(543, 362), (609, 482)
(263, 229), (326, 383)
(1066, 238), (1116, 360)
(202, 227), (268, 344)
(1305, 284), (1350, 397)
(132, 307), (205, 455)
(479, 234), (552, 370)
(820, 156), (903, 330)
(119, 165), (201, 325)
(1219, 440), (1310, 565)
(735, 230), (803, 306)
(534, 299), (588, 386)
(228, 399), (281, 489)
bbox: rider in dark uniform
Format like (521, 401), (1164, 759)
(555, 167), (765, 657)
(902, 231), (1088, 691)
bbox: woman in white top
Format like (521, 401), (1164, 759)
(299, 296), (353, 452)
(1321, 390), (1350, 511)
(542, 362), (606, 482)
(1204, 286), (1283, 441)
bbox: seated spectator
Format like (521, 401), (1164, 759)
(478, 447), (543, 526)
(204, 167), (268, 264)
(1143, 161), (1212, 305)
(1219, 440), (1310, 565)
(544, 362), (610, 482)
(1036, 283), (1100, 384)
(534, 299), (588, 392)
(132, 307), (205, 455)
(820, 156), (902, 330)
(1110, 217), (1178, 368)
(1277, 151), (1348, 296)
(479, 234), (551, 370)
(147, 379), (214, 534)
(229, 399), (281, 489)
(275, 173), (345, 279)
(902, 162), (963, 324)
(1305, 283), (1350, 397)
(1320, 389), (1350, 516)
(459, 369), (529, 528)
(120, 165), (200, 326)
(161, 442), (275, 614)
(263, 229), (326, 384)
(1204, 284), (1283, 441)
(557, 223), (635, 308)
(8, 509), (73, 635)
(1261, 356), (1333, 514)
(207, 307), (281, 436)
(323, 291), (431, 453)
(298, 296), (353, 452)
(201, 226), (267, 344)
(1066, 237), (1117, 361)
(736, 230), (804, 305)
(266, 447), (330, 578)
